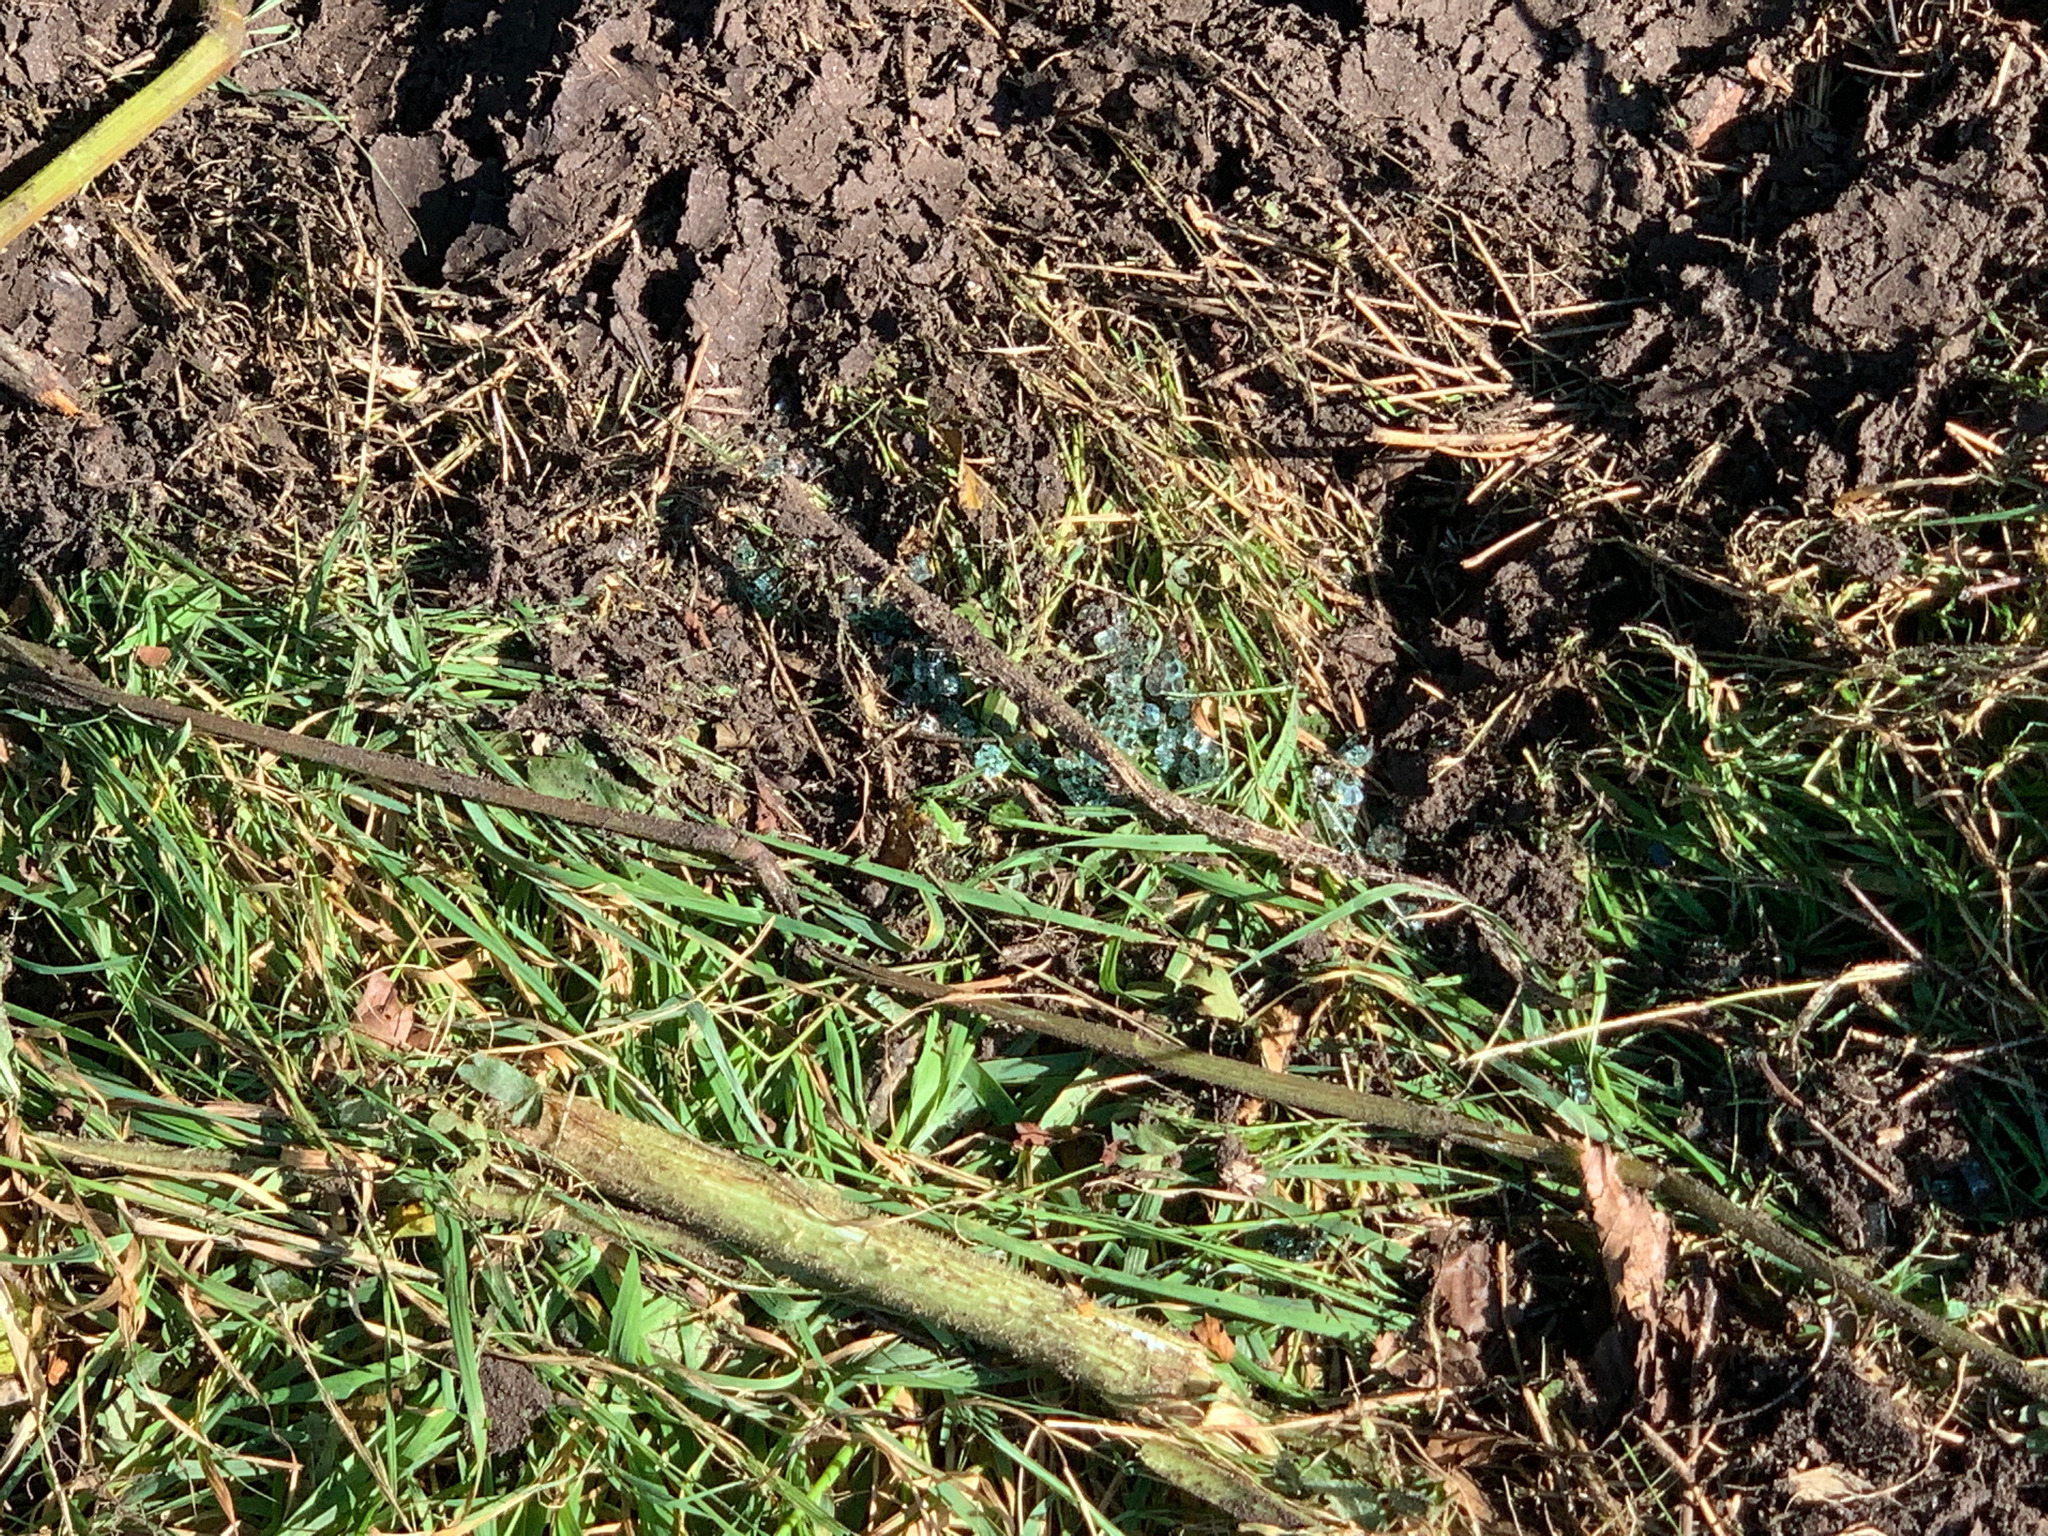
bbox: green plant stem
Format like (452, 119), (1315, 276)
(0, 1), (248, 255)
(509, 1094), (1322, 1524)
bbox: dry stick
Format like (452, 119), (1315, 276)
(768, 480), (1474, 911)
(1463, 961), (1918, 1067)
(0, 333), (86, 417)
(1757, 1056), (1912, 1205)
(818, 953), (2048, 1408)
(7, 637), (2044, 1405)
(0, 0), (249, 255)
(0, 633), (800, 914)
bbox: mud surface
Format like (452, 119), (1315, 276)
(4, 0), (2044, 869)
(5, 0), (2041, 949)
(2, 0), (2045, 1522)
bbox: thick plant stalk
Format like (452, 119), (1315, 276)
(29, 1119), (1317, 1523)
(512, 1095), (1322, 1525)
(517, 1095), (1220, 1409)
(0, 0), (248, 254)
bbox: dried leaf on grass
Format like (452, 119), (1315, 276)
(353, 969), (415, 1049)
(1582, 1140), (1675, 1415)
(1255, 1002), (1300, 1074)
(1581, 1140), (1670, 1328)
(1431, 1238), (1497, 1339)
(1190, 1314), (1235, 1363)
(1198, 1399), (1279, 1457)
(1213, 1134), (1267, 1199)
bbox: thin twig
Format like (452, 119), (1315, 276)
(0, 631), (802, 914)
(1463, 962), (1917, 1067)
(1757, 1055), (1912, 1203)
(768, 479), (1482, 915)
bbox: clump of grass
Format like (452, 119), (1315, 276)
(0, 525), (1558, 1532)
(1556, 322), (2048, 1434)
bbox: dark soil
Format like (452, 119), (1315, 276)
(3, 0), (2046, 1525)
(3, 0), (2043, 912)
(475, 1354), (553, 1459)
(1724, 1363), (2048, 1536)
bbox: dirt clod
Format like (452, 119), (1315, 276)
(476, 1355), (552, 1459)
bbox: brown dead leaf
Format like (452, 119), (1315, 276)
(1255, 1003), (1301, 1074)
(353, 969), (415, 1049)
(1198, 1399), (1279, 1458)
(1011, 1121), (1052, 1149)
(1581, 1140), (1670, 1329)
(342, 351), (426, 393)
(1437, 1467), (1497, 1527)
(1190, 1314), (1236, 1363)
(738, 1324), (800, 1359)
(957, 460), (986, 512)
(1431, 1239), (1497, 1339)
(533, 1045), (577, 1085)
(1233, 1002), (1303, 1125)
(133, 644), (172, 668)
(1782, 1465), (1875, 1504)
(1369, 1331), (1402, 1371)
(1370, 1330), (1430, 1385)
